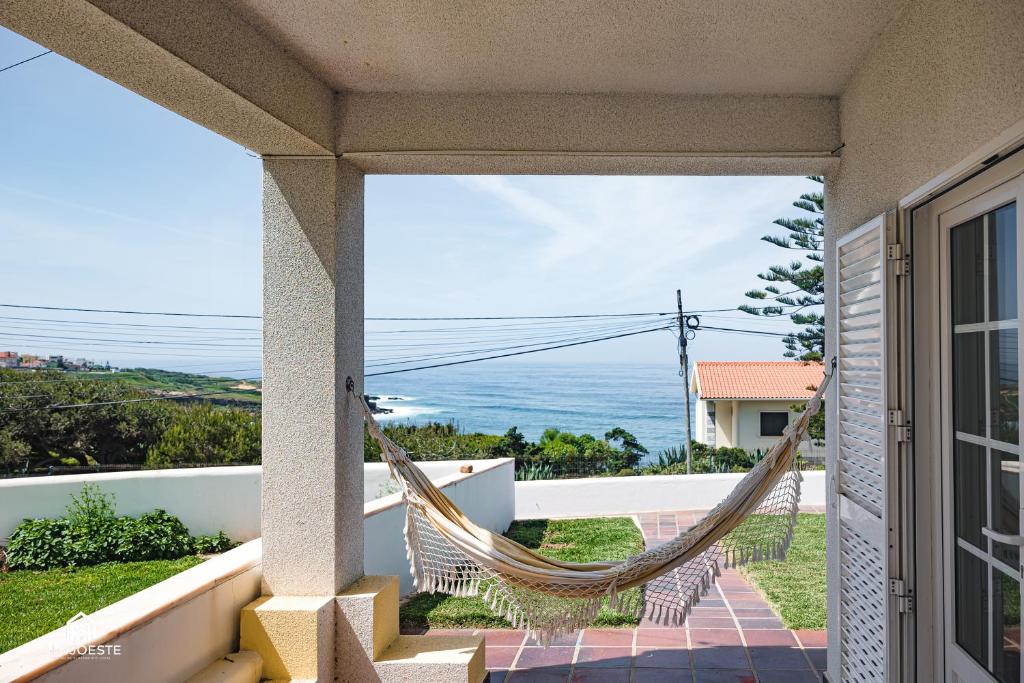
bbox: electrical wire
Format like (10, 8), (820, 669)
(0, 49), (52, 74)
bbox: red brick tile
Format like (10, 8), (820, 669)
(525, 632), (580, 647)
(728, 599), (770, 610)
(488, 671), (509, 683)
(689, 608), (732, 618)
(633, 668), (691, 682)
(742, 629), (797, 647)
(690, 629), (742, 647)
(693, 671), (756, 683)
(805, 647), (827, 670)
(580, 629), (633, 647)
(692, 646), (749, 669)
(737, 618), (785, 630)
(688, 617), (738, 629)
(481, 630), (527, 646)
(793, 629), (827, 648)
(748, 646), (812, 670)
(635, 647), (690, 668)
(756, 671), (820, 683)
(515, 647), (574, 670)
(574, 647), (632, 668)
(508, 671), (570, 683)
(636, 628), (688, 647)
(486, 647), (520, 670)
(570, 669), (631, 683)
(731, 608), (776, 618)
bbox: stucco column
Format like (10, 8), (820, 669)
(262, 157), (364, 596)
(730, 400), (739, 448)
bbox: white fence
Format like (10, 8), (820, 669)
(515, 470), (826, 519)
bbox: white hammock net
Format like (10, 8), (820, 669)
(357, 366), (829, 643)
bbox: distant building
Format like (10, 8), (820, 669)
(0, 351), (17, 368)
(691, 361), (825, 462)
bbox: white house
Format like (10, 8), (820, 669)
(692, 361), (826, 462)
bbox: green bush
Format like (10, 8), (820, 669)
(5, 485), (232, 570)
(192, 531), (235, 554)
(146, 403), (261, 468)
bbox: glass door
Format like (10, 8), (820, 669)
(941, 177), (1024, 683)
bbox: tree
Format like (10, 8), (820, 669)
(146, 403), (261, 468)
(740, 176), (825, 360)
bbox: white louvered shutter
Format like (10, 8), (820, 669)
(832, 214), (892, 681)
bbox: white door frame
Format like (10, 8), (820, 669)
(908, 149), (1024, 682)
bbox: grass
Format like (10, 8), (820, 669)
(0, 557), (205, 653)
(77, 368), (262, 405)
(739, 513), (826, 630)
(400, 517), (645, 630)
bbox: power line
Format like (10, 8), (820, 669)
(0, 49), (52, 75)
(0, 303), (671, 321)
(0, 303), (261, 319)
(365, 326), (670, 377)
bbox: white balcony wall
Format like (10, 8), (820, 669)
(515, 471), (825, 519)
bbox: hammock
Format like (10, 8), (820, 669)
(355, 366), (830, 642)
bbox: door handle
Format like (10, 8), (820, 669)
(982, 526), (1024, 546)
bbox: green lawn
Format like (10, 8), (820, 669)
(739, 513), (826, 630)
(400, 517), (645, 630)
(0, 557), (205, 653)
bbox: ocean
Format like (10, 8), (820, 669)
(365, 362), (696, 461)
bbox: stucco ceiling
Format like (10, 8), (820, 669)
(224, 0), (906, 95)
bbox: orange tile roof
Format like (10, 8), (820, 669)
(692, 361), (825, 400)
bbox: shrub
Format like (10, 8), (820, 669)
(192, 531), (235, 554)
(5, 485), (232, 570)
(146, 404), (261, 468)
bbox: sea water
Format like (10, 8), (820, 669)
(365, 361), (696, 461)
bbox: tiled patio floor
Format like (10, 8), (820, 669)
(410, 508), (827, 683)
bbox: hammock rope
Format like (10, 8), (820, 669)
(354, 363), (832, 642)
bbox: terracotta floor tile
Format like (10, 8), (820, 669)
(515, 647), (574, 670)
(692, 599), (727, 608)
(737, 618), (785, 630)
(688, 617), (738, 629)
(508, 671), (570, 683)
(793, 630), (827, 648)
(481, 630), (527, 646)
(486, 647), (521, 670)
(756, 670), (820, 683)
(525, 632), (580, 647)
(693, 671), (757, 683)
(691, 646), (748, 669)
(487, 671), (509, 683)
(805, 647), (827, 670)
(742, 629), (798, 647)
(731, 608), (776, 618)
(728, 599), (770, 610)
(580, 629), (633, 647)
(689, 629), (742, 647)
(635, 647), (690, 669)
(636, 628), (688, 647)
(570, 668), (631, 682)
(574, 647), (632, 669)
(748, 646), (812, 671)
(632, 668), (691, 682)
(689, 607), (732, 617)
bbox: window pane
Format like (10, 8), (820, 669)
(955, 331), (986, 436)
(992, 449), (1020, 567)
(956, 439), (987, 549)
(993, 569), (1021, 683)
(953, 216), (986, 325)
(760, 412), (788, 437)
(957, 547), (990, 667)
(992, 329), (1020, 445)
(990, 202), (1018, 322)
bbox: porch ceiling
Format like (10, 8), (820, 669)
(226, 0), (906, 96)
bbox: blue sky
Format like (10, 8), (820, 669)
(0, 27), (817, 372)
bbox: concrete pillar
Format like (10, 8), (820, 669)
(261, 158), (364, 596)
(731, 400), (740, 448)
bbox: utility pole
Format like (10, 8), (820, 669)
(676, 290), (694, 474)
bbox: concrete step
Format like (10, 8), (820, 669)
(184, 650), (262, 683)
(373, 635), (486, 683)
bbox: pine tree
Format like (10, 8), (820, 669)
(739, 176), (824, 360)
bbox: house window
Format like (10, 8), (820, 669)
(760, 412), (788, 437)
